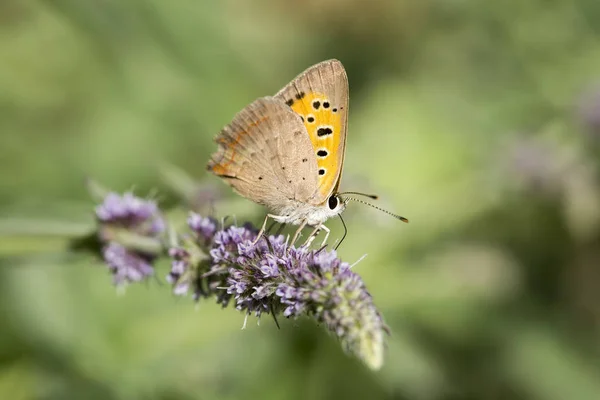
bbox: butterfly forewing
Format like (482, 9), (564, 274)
(207, 97), (320, 212)
(275, 59), (349, 204)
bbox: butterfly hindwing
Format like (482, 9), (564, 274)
(275, 59), (349, 205)
(207, 97), (320, 213)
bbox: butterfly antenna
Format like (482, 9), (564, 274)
(343, 197), (409, 223)
(338, 191), (379, 200)
(335, 214), (348, 250)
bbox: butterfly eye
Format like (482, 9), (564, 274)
(328, 195), (339, 210)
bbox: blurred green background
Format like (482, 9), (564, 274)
(2, 0), (600, 399)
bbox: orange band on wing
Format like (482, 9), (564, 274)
(288, 92), (343, 197)
(210, 117), (268, 175)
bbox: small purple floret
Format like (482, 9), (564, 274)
(102, 243), (154, 284)
(96, 192), (165, 235)
(95, 192), (164, 285)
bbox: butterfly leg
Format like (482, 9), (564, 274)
(253, 214), (279, 245)
(303, 224), (331, 248)
(290, 219), (308, 247)
(266, 220), (278, 235)
(303, 224), (322, 248)
(319, 224), (331, 246)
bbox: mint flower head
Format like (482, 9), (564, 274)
(95, 192), (165, 285)
(167, 212), (388, 370)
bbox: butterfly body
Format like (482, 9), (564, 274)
(208, 60), (350, 246)
(269, 197), (346, 227)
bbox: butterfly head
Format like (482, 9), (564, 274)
(301, 194), (347, 226)
(327, 193), (347, 216)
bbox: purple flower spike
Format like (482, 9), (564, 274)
(165, 246), (198, 298)
(166, 214), (388, 370)
(95, 191), (165, 285)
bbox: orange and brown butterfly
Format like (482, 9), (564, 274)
(207, 59), (407, 247)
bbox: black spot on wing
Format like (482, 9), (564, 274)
(317, 127), (333, 137)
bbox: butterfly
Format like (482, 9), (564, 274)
(207, 59), (407, 248)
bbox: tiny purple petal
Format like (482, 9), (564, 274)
(171, 260), (187, 275)
(173, 282), (190, 296)
(238, 241), (258, 258)
(252, 285), (269, 299)
(313, 251), (342, 272)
